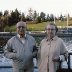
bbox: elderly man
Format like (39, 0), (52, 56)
(4, 21), (37, 72)
(38, 23), (68, 72)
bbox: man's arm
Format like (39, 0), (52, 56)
(32, 45), (38, 58)
(4, 41), (17, 59)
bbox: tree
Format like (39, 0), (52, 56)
(8, 9), (21, 26)
(40, 12), (46, 22)
(59, 13), (64, 21)
(4, 10), (9, 16)
(33, 10), (37, 21)
(21, 13), (26, 21)
(0, 11), (3, 17)
(46, 14), (50, 21)
(36, 16), (41, 23)
(27, 8), (33, 21)
(50, 14), (54, 21)
(0, 19), (4, 31)
(3, 10), (9, 25)
(14, 8), (21, 22)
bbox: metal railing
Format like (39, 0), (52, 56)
(0, 32), (72, 72)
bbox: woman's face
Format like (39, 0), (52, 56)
(45, 24), (56, 39)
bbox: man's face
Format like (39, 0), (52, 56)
(45, 24), (56, 39)
(16, 23), (26, 37)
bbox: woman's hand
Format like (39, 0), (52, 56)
(52, 56), (60, 62)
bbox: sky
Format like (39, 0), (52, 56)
(0, 0), (72, 17)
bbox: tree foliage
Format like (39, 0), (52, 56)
(0, 8), (71, 32)
(40, 12), (46, 22)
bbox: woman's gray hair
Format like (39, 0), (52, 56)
(46, 22), (58, 32)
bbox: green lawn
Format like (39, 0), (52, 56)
(4, 20), (72, 32)
(27, 22), (48, 31)
(27, 20), (69, 31)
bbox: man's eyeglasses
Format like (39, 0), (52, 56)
(17, 26), (26, 29)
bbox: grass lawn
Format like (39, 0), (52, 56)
(4, 20), (72, 32)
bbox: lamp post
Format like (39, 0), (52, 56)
(67, 13), (69, 32)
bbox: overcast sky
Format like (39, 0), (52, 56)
(0, 0), (72, 17)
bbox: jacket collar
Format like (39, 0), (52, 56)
(46, 36), (58, 41)
(17, 34), (27, 39)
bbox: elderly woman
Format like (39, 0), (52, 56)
(38, 23), (68, 72)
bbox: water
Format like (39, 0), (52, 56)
(0, 68), (39, 72)
(0, 68), (12, 72)
(0, 56), (38, 72)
